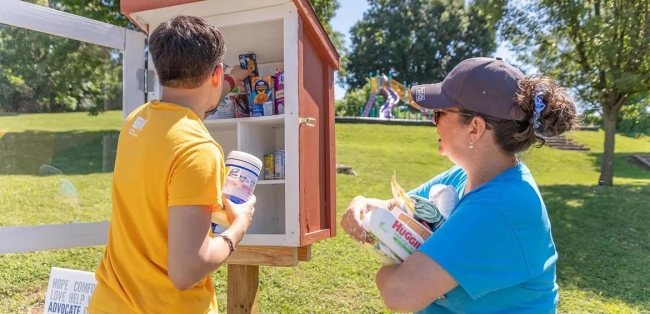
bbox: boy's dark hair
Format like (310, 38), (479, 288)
(148, 15), (226, 89)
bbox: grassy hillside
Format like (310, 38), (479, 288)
(1, 112), (649, 313)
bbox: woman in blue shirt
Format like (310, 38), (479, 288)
(341, 57), (578, 313)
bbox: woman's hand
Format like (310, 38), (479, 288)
(340, 196), (396, 244)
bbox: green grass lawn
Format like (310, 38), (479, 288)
(1, 112), (650, 313)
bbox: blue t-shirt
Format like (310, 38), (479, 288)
(408, 163), (558, 314)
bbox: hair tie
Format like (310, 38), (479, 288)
(533, 92), (546, 129)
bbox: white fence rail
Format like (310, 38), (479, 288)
(0, 0), (145, 254)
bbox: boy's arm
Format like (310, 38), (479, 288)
(168, 202), (252, 291)
(217, 66), (251, 104)
(217, 75), (235, 105)
(165, 142), (253, 291)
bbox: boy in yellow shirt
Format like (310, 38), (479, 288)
(88, 15), (255, 314)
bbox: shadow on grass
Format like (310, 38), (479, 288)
(0, 130), (119, 175)
(541, 184), (650, 309)
(587, 152), (650, 181)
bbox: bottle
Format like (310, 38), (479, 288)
(212, 151), (263, 231)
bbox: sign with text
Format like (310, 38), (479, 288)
(43, 267), (97, 314)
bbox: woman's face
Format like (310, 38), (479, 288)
(433, 107), (472, 162)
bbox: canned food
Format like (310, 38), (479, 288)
(264, 154), (275, 180)
(274, 150), (285, 179)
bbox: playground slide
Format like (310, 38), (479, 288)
(389, 80), (425, 112)
(362, 74), (431, 118)
(361, 92), (377, 117)
(379, 87), (400, 119)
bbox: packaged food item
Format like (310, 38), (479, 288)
(239, 54), (258, 114)
(274, 150), (285, 179)
(207, 86), (242, 119)
(216, 95), (236, 119)
(240, 54), (259, 76)
(233, 93), (250, 118)
(274, 67), (285, 115)
(264, 154), (275, 180)
(250, 76), (274, 117)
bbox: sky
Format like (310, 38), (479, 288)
(330, 0), (516, 100)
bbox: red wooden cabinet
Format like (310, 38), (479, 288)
(120, 0), (340, 257)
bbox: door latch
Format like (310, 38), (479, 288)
(299, 117), (316, 127)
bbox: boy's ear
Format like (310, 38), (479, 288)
(212, 64), (224, 87)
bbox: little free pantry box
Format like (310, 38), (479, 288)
(119, 0), (340, 253)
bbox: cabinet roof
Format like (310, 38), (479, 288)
(120, 0), (340, 69)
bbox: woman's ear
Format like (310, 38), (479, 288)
(212, 64), (224, 87)
(469, 117), (488, 144)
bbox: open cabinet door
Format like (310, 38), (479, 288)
(297, 19), (337, 246)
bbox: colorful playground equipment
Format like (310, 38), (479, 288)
(361, 70), (432, 119)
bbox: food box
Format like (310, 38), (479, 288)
(250, 76), (275, 117)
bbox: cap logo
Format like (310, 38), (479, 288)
(415, 87), (426, 102)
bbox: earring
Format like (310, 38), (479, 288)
(469, 143), (474, 149)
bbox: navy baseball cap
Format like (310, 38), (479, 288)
(411, 57), (527, 121)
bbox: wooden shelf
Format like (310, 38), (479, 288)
(257, 180), (285, 185)
(204, 114), (284, 130)
(203, 118), (237, 131)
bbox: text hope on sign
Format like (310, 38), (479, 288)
(43, 267), (97, 314)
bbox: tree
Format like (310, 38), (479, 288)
(310, 0), (348, 83)
(311, 0), (345, 52)
(0, 1), (342, 115)
(617, 97), (650, 136)
(501, 0), (650, 186)
(343, 0), (505, 91)
(0, 0), (132, 115)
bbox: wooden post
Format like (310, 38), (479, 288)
(223, 245), (309, 313)
(227, 264), (260, 314)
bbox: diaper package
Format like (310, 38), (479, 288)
(358, 174), (459, 265)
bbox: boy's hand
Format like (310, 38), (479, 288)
(229, 65), (253, 83)
(223, 194), (256, 229)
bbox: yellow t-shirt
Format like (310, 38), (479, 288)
(88, 100), (224, 314)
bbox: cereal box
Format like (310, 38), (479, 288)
(250, 76), (275, 117)
(274, 67), (285, 115)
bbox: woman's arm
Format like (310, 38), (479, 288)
(339, 186), (457, 311)
(376, 253), (458, 312)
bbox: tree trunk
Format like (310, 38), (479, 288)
(598, 107), (618, 186)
